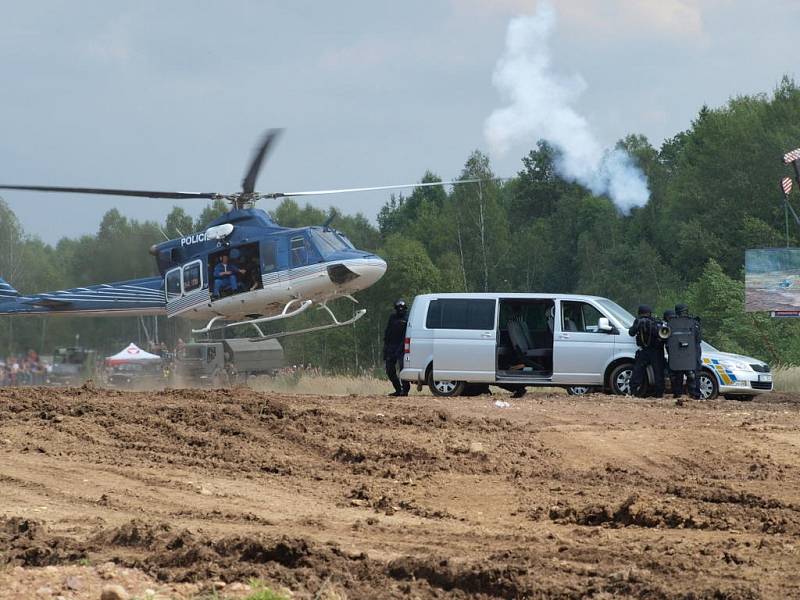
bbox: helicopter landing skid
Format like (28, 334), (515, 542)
(249, 302), (367, 341)
(191, 298), (313, 335)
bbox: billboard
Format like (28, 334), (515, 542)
(745, 248), (800, 312)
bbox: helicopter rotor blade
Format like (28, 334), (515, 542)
(0, 184), (220, 200)
(263, 177), (503, 199)
(241, 129), (283, 194)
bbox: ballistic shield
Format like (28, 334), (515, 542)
(666, 315), (700, 371)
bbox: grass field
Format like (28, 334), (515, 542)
(248, 373), (569, 397)
(771, 365), (800, 392)
(250, 372), (407, 396)
(253, 369), (792, 397)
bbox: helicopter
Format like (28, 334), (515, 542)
(0, 130), (481, 339)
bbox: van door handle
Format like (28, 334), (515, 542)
(559, 333), (570, 339)
(481, 332), (494, 339)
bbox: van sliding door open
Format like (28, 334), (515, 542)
(496, 299), (555, 380)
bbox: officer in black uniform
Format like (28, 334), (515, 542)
(384, 299), (411, 397)
(673, 302), (702, 401)
(628, 305), (665, 398)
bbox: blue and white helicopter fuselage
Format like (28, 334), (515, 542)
(0, 129), (483, 338)
(0, 208), (387, 337)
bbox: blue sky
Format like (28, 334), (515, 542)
(1, 0), (798, 243)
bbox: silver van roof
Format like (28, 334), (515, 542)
(412, 292), (610, 302)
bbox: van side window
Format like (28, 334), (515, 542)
(561, 301), (604, 333)
(426, 299), (495, 330)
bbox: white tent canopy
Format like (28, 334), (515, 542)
(106, 343), (162, 365)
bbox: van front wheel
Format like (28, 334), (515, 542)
(427, 372), (465, 397)
(609, 363), (634, 395)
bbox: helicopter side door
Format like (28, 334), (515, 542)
(165, 259), (206, 317)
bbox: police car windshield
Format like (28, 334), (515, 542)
(311, 230), (351, 256)
(596, 298), (635, 328)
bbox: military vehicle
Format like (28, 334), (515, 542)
(174, 338), (284, 387)
(48, 347), (97, 385)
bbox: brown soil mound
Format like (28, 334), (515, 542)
(1, 386), (800, 598)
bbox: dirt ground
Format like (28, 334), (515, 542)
(1, 384), (799, 599)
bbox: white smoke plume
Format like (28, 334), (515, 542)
(484, 2), (649, 212)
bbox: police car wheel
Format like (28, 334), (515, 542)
(427, 371), (465, 397)
(697, 370), (719, 400)
(566, 385), (594, 396)
(609, 363), (634, 395)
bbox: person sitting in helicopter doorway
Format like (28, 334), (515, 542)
(628, 304), (665, 398)
(213, 254), (241, 299)
(383, 299), (411, 397)
(670, 302), (703, 403)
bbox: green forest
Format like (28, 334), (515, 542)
(3, 77), (800, 369)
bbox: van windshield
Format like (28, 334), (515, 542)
(596, 298), (635, 328)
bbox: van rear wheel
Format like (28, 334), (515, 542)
(427, 371), (465, 397)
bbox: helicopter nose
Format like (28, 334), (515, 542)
(352, 256), (387, 288)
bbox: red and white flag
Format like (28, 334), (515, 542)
(783, 148), (800, 164)
(782, 177), (793, 196)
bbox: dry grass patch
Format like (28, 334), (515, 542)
(249, 373), (414, 396)
(771, 365), (800, 392)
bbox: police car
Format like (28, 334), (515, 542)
(567, 341), (772, 400)
(697, 341), (772, 400)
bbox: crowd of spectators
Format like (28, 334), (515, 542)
(277, 363), (321, 377)
(0, 350), (48, 386)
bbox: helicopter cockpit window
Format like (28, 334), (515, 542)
(166, 269), (181, 301)
(311, 230), (350, 257)
(183, 261), (202, 293)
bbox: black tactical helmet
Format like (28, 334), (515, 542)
(663, 309), (676, 320)
(637, 304), (652, 316)
(675, 303), (689, 316)
(394, 299), (407, 311)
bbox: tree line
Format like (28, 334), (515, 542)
(2, 77), (800, 368)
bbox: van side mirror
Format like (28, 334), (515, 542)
(598, 317), (613, 333)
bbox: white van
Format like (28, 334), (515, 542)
(400, 293), (772, 400)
